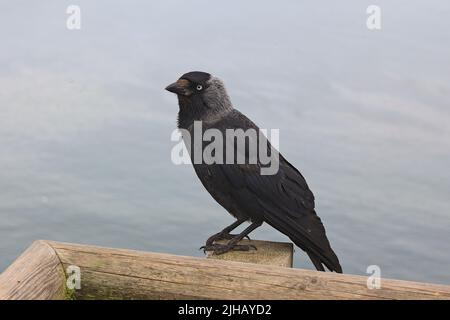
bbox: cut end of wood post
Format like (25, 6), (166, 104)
(206, 239), (294, 268)
(0, 240), (66, 300)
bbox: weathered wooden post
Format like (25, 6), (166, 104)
(0, 241), (66, 300)
(1, 240), (450, 300)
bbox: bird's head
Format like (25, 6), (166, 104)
(165, 71), (211, 97)
(165, 71), (233, 117)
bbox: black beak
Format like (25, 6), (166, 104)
(165, 79), (192, 96)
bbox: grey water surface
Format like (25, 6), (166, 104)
(1, 1), (449, 284)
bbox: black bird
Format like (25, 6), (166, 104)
(165, 71), (342, 273)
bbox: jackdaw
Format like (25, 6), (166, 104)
(165, 71), (342, 272)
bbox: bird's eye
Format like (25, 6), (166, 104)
(196, 85), (203, 91)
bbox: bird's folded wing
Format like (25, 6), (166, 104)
(208, 111), (341, 271)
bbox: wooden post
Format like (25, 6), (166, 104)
(0, 241), (66, 300)
(206, 239), (294, 268)
(1, 240), (450, 300)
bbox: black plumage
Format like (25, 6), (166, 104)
(165, 71), (342, 273)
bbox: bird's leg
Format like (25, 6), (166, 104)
(201, 221), (262, 255)
(203, 218), (247, 247)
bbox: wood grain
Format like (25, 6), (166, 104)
(45, 241), (450, 300)
(0, 240), (66, 300)
(206, 239), (293, 267)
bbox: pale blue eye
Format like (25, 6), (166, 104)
(196, 85), (203, 91)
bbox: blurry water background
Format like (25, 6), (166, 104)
(1, 1), (449, 284)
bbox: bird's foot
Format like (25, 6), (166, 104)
(205, 232), (251, 247)
(200, 243), (257, 255)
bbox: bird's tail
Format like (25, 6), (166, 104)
(263, 210), (343, 273)
(292, 233), (342, 273)
(306, 248), (342, 273)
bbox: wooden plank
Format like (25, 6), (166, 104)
(46, 241), (450, 300)
(0, 240), (66, 300)
(206, 239), (293, 267)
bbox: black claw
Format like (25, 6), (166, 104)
(199, 240), (257, 256)
(199, 246), (209, 254)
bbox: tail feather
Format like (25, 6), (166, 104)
(297, 237), (342, 273)
(307, 252), (326, 272)
(262, 208), (343, 273)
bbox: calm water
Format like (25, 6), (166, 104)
(1, 1), (449, 284)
